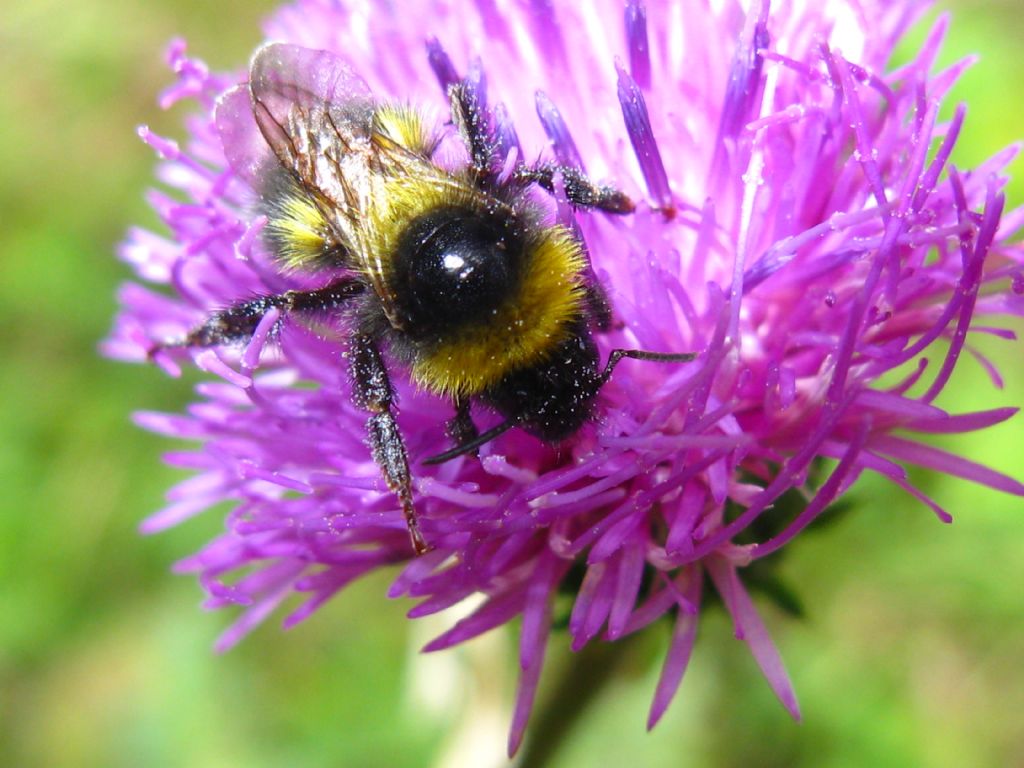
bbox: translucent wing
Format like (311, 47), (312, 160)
(247, 43), (376, 178)
(220, 44), (426, 313)
(215, 43), (373, 186)
(215, 84), (268, 186)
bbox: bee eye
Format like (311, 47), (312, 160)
(394, 211), (520, 336)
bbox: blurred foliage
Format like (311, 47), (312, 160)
(0, 1), (1021, 766)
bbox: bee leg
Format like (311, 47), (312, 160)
(422, 418), (518, 466)
(585, 282), (614, 331)
(516, 163), (635, 214)
(595, 348), (698, 388)
(349, 333), (428, 555)
(448, 80), (495, 178)
(446, 79), (634, 215)
(152, 278), (364, 352)
(445, 397), (480, 454)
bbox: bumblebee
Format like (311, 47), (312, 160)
(158, 43), (694, 554)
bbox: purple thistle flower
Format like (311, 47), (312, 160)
(106, 0), (1024, 755)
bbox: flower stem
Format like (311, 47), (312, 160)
(516, 636), (635, 767)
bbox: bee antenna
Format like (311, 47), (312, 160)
(596, 348), (697, 388)
(423, 418), (519, 465)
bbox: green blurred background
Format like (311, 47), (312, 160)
(1, 1), (1022, 766)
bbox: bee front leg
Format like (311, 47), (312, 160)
(516, 163), (635, 214)
(349, 333), (428, 555)
(448, 81), (495, 178)
(153, 278), (364, 351)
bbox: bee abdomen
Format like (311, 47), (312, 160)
(262, 168), (342, 271)
(483, 326), (600, 442)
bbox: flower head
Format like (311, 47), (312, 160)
(106, 0), (1024, 754)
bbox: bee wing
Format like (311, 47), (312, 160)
(247, 43), (375, 169)
(215, 84), (268, 186)
(213, 44), (372, 183)
(247, 44), (407, 308)
(215, 43), (414, 319)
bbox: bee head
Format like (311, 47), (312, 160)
(392, 207), (524, 338)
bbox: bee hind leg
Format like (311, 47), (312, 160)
(594, 348), (698, 389)
(585, 281), (614, 331)
(349, 333), (429, 555)
(445, 397), (479, 453)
